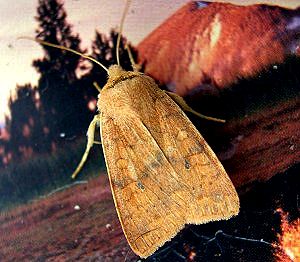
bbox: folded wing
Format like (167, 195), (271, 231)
(100, 90), (239, 258)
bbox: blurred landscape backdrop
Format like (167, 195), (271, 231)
(0, 0), (139, 210)
(0, 0), (299, 261)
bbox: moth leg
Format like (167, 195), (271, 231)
(165, 91), (225, 123)
(71, 114), (101, 179)
(125, 44), (141, 72)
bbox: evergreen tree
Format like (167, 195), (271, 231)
(6, 84), (47, 160)
(33, 0), (86, 143)
(108, 29), (135, 71)
(0, 129), (8, 167)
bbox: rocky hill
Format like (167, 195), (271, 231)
(138, 1), (300, 96)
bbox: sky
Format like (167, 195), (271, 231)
(0, 0), (299, 125)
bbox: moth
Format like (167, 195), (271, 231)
(95, 65), (240, 258)
(25, 1), (239, 258)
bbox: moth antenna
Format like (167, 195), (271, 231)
(125, 44), (139, 72)
(18, 36), (109, 74)
(116, 0), (131, 66)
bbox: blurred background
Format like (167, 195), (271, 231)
(0, 1), (299, 261)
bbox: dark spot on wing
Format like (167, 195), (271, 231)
(150, 151), (164, 169)
(185, 159), (191, 169)
(188, 144), (204, 155)
(112, 178), (125, 189)
(156, 151), (164, 163)
(137, 181), (145, 190)
(141, 172), (149, 178)
(150, 161), (160, 169)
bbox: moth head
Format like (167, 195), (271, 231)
(101, 64), (140, 91)
(108, 65), (125, 79)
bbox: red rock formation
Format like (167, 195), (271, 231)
(219, 98), (300, 191)
(137, 1), (300, 96)
(137, 1), (300, 191)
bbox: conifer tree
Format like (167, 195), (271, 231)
(33, 0), (85, 143)
(6, 84), (46, 160)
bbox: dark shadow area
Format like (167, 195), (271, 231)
(144, 164), (299, 261)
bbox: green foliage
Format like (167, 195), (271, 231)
(0, 138), (105, 211)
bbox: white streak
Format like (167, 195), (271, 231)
(210, 14), (222, 48)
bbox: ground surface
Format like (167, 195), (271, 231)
(0, 165), (298, 262)
(0, 175), (139, 261)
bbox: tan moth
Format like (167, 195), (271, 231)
(24, 0), (240, 258)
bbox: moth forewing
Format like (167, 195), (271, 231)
(99, 67), (239, 258)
